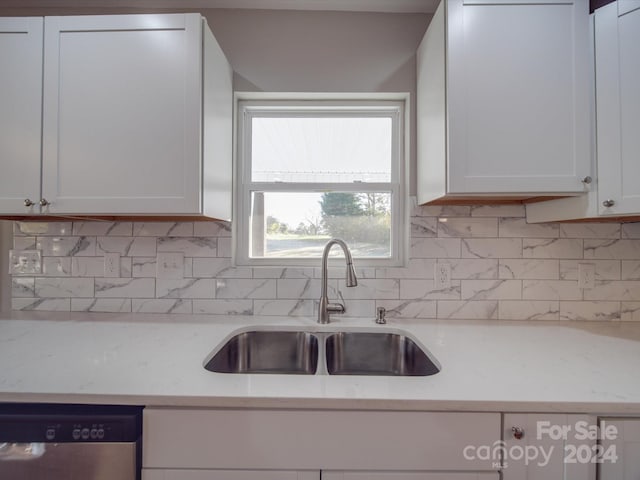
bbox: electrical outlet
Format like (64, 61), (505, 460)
(156, 252), (184, 279)
(9, 249), (42, 275)
(104, 253), (121, 278)
(578, 263), (595, 289)
(434, 262), (451, 289)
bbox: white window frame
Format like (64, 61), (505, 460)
(234, 94), (407, 267)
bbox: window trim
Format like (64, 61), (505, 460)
(233, 95), (408, 268)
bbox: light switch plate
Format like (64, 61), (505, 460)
(9, 249), (42, 275)
(156, 252), (184, 279)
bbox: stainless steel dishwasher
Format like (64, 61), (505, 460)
(0, 403), (142, 480)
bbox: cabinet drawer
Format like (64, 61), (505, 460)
(144, 408), (501, 471)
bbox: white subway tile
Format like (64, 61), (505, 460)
(584, 239), (640, 259)
(376, 259), (436, 279)
(399, 279), (460, 300)
(437, 300), (498, 320)
(71, 257), (105, 277)
(447, 259), (499, 279)
(499, 300), (559, 320)
(622, 261), (640, 280)
(584, 281), (640, 301)
(559, 223), (620, 239)
(410, 217), (437, 237)
(462, 238), (522, 259)
(156, 279), (215, 299)
(13, 298), (70, 311)
(437, 217), (498, 238)
(339, 279), (399, 300)
(316, 266), (376, 279)
(157, 237), (216, 257)
(216, 237), (232, 257)
(42, 257), (71, 277)
(73, 222), (132, 236)
(192, 258), (251, 278)
(411, 202), (471, 217)
(216, 279), (277, 299)
(621, 302), (640, 321)
(560, 260), (621, 281)
(132, 299), (192, 314)
(461, 280), (521, 300)
(16, 222), (72, 236)
(342, 300), (377, 317)
(193, 299), (253, 315)
(471, 205), (525, 217)
(522, 280), (582, 300)
(132, 257), (157, 277)
(97, 237), (156, 257)
(14, 236), (36, 250)
(559, 301), (620, 321)
(253, 299), (314, 316)
(499, 218), (559, 238)
(12, 278), (35, 297)
(621, 223), (640, 239)
(277, 279), (330, 299)
(523, 239), (583, 259)
(132, 222), (194, 237)
(95, 278), (155, 298)
(72, 298), (132, 313)
(499, 259), (559, 280)
(35, 278), (94, 298)
(411, 238), (461, 258)
(376, 300), (437, 319)
(194, 221), (232, 237)
(37, 237), (96, 257)
(253, 267), (315, 279)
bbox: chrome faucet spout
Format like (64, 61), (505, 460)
(318, 238), (358, 324)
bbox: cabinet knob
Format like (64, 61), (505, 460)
(24, 199), (34, 207)
(39, 198), (50, 207)
(582, 176), (592, 184)
(512, 426), (525, 440)
(602, 199), (615, 208)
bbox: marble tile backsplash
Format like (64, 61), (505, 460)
(10, 203), (640, 321)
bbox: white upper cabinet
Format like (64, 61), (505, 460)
(526, 1), (640, 222)
(417, 0), (592, 204)
(0, 13), (232, 219)
(594, 1), (640, 215)
(0, 18), (43, 215)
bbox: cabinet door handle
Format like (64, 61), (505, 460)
(39, 198), (50, 207)
(582, 176), (592, 184)
(512, 426), (524, 440)
(24, 199), (34, 207)
(602, 199), (615, 208)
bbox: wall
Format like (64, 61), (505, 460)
(10, 207), (640, 321)
(0, 221), (11, 312)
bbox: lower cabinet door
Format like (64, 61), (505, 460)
(142, 470), (319, 480)
(502, 414), (596, 480)
(323, 473), (498, 480)
(599, 418), (640, 479)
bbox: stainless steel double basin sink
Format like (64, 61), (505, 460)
(204, 328), (440, 377)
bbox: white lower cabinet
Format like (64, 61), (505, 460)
(143, 408), (501, 476)
(143, 470), (319, 480)
(599, 418), (640, 479)
(502, 414), (596, 480)
(323, 473), (498, 480)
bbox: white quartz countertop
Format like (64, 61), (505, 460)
(1, 312), (639, 413)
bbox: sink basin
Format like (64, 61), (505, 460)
(204, 328), (440, 377)
(204, 330), (318, 374)
(325, 332), (439, 376)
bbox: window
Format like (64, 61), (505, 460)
(235, 97), (406, 266)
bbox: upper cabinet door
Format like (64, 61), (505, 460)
(0, 18), (43, 214)
(446, 0), (591, 196)
(417, 0), (592, 203)
(595, 2), (640, 215)
(41, 14), (203, 214)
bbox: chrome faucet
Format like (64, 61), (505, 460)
(318, 238), (358, 324)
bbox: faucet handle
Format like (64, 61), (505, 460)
(326, 303), (346, 314)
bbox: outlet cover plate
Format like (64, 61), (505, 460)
(157, 252), (184, 279)
(434, 262), (451, 289)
